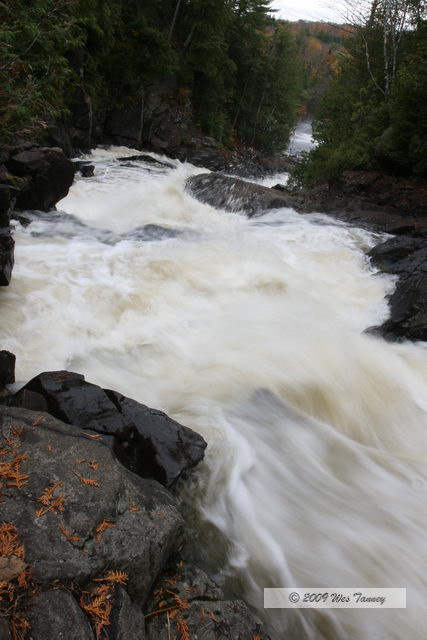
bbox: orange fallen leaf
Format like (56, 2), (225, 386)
(93, 570), (128, 585)
(79, 477), (101, 487)
(95, 520), (115, 534)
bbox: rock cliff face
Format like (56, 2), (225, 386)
(0, 143), (76, 287)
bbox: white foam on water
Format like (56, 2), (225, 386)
(2, 145), (427, 639)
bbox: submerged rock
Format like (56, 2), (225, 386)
(7, 371), (207, 490)
(117, 154), (174, 169)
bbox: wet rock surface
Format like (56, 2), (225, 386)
(6, 370), (207, 490)
(4, 146), (76, 212)
(0, 228), (14, 286)
(0, 351), (15, 388)
(187, 173), (292, 216)
(0, 143), (77, 285)
(188, 171), (427, 234)
(145, 564), (271, 640)
(369, 238), (427, 341)
(117, 154), (174, 169)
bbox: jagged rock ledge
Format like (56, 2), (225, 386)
(0, 368), (271, 640)
(0, 142), (76, 287)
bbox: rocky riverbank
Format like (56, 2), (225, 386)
(0, 142), (76, 287)
(0, 367), (271, 639)
(186, 171), (427, 342)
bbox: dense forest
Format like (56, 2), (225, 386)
(300, 0), (427, 183)
(0, 0), (304, 155)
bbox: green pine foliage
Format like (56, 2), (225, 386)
(0, 0), (303, 154)
(0, 0), (82, 141)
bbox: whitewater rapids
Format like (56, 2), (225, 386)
(1, 146), (427, 639)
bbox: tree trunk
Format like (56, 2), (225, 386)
(168, 0), (183, 41)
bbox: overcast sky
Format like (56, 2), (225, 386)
(270, 0), (342, 22)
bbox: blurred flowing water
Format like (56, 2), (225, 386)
(1, 137), (427, 639)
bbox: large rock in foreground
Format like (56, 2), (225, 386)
(186, 172), (291, 215)
(0, 405), (182, 637)
(7, 371), (207, 490)
(0, 405), (272, 640)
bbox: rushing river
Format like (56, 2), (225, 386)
(2, 138), (427, 639)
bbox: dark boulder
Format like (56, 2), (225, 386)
(376, 269), (427, 342)
(0, 350), (15, 387)
(5, 147), (76, 212)
(79, 163), (95, 178)
(7, 371), (207, 489)
(186, 173), (291, 216)
(368, 237), (426, 274)
(0, 184), (12, 225)
(7, 150), (50, 177)
(0, 229), (14, 286)
(106, 390), (207, 488)
(0, 405), (183, 602)
(368, 236), (427, 341)
(145, 564), (271, 640)
(29, 590), (95, 640)
(272, 183), (287, 192)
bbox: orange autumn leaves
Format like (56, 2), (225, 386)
(80, 571), (128, 637)
(0, 427), (29, 490)
(0, 523), (33, 640)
